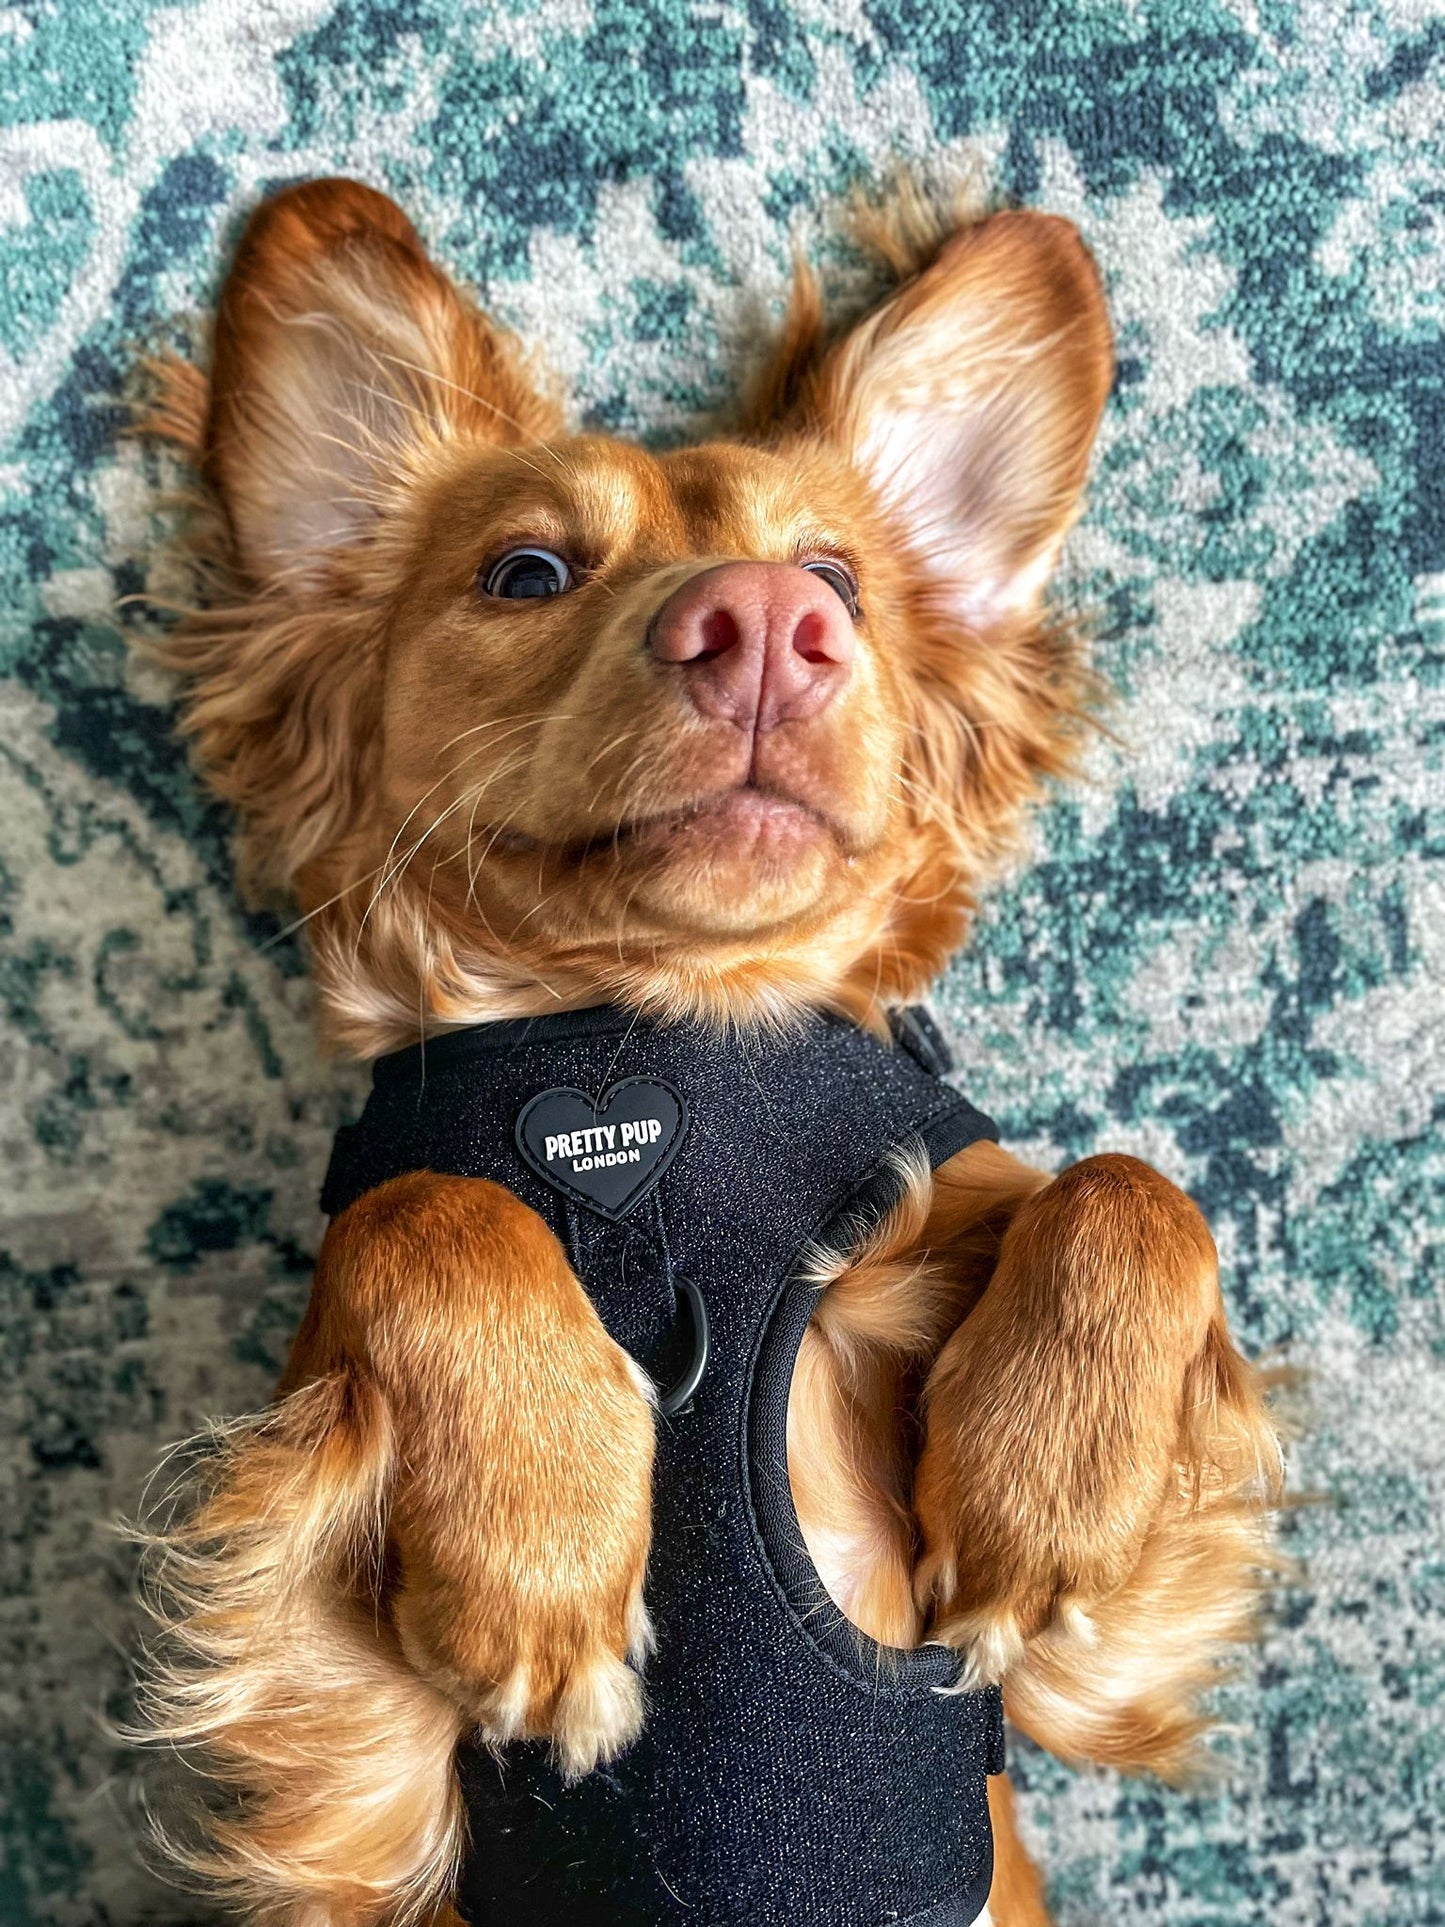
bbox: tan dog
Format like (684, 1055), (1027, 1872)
(130, 179), (1281, 1927)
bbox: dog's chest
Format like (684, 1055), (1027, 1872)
(327, 1005), (1007, 1926)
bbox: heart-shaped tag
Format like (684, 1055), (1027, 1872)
(514, 1078), (689, 1222)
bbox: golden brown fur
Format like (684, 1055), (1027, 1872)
(127, 176), (1282, 1927)
(141, 181), (1106, 1051)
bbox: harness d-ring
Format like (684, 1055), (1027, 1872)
(657, 1273), (709, 1416)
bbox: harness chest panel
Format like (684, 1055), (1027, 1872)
(322, 1005), (1004, 1927)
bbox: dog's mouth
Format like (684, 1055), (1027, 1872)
(485, 783), (843, 869)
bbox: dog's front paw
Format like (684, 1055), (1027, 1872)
(912, 1413), (1129, 1693)
(483, 1570), (654, 1780)
(386, 1303), (657, 1781)
(356, 1175), (659, 1783)
(913, 1155), (1223, 1687)
(913, 1537), (1097, 1690)
(398, 1550), (653, 1782)
(478, 1589), (653, 1780)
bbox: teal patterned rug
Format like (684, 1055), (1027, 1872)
(1, 3), (1441, 1922)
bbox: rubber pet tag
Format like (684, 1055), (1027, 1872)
(515, 1078), (689, 1222)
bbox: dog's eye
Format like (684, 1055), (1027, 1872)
(802, 559), (860, 618)
(482, 548), (573, 599)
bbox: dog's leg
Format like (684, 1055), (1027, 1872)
(312, 1175), (656, 1777)
(795, 1143), (1278, 1924)
(790, 1141), (1049, 1646)
(134, 1171), (653, 1926)
(913, 1153), (1282, 1755)
(791, 1143), (1055, 1924)
(983, 1774), (1051, 1927)
(996, 1311), (1284, 1779)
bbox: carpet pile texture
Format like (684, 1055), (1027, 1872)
(0, 3), (1440, 1921)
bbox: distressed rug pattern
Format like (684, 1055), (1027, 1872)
(0, 3), (1440, 1922)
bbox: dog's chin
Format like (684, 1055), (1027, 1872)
(632, 788), (830, 863)
(623, 790), (846, 936)
(459, 789), (866, 945)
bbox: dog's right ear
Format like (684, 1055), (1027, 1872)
(206, 178), (558, 587)
(762, 209), (1112, 626)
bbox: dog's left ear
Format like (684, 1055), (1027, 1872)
(205, 178), (558, 588)
(797, 211), (1113, 620)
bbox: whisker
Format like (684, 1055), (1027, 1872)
(257, 867), (383, 950)
(365, 345), (569, 471)
(364, 714), (559, 932)
(354, 787), (487, 957)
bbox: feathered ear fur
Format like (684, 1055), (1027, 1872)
(142, 179), (558, 901)
(205, 177), (557, 586)
(775, 209), (1114, 622)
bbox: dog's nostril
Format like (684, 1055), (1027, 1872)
(698, 608), (740, 660)
(792, 612), (834, 665)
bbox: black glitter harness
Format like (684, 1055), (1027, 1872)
(322, 1004), (1004, 1926)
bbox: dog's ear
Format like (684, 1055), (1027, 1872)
(206, 178), (558, 586)
(795, 211), (1113, 621)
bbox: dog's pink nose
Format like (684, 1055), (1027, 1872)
(649, 562), (856, 730)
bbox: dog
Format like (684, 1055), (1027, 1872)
(128, 177), (1282, 1926)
